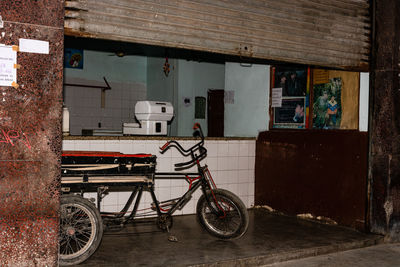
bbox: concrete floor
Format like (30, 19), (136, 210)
(77, 208), (383, 266)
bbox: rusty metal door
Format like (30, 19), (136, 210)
(65, 0), (371, 71)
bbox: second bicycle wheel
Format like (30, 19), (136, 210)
(196, 189), (249, 239)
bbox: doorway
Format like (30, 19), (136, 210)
(207, 89), (224, 137)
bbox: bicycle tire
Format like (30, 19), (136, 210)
(196, 189), (249, 239)
(59, 195), (103, 266)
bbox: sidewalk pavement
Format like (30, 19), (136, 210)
(262, 243), (400, 267)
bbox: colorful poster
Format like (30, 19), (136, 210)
(64, 48), (84, 69)
(274, 97), (306, 126)
(274, 67), (307, 97)
(272, 66), (309, 129)
(313, 78), (342, 129)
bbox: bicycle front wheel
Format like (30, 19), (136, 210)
(59, 195), (103, 266)
(196, 189), (249, 239)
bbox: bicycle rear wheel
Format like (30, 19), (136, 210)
(59, 195), (103, 266)
(196, 189), (249, 239)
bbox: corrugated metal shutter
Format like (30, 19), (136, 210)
(65, 0), (370, 70)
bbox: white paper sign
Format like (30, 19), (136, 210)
(271, 87), (283, 107)
(19, 38), (49, 54)
(0, 46), (17, 86)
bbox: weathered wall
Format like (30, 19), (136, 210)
(369, 0), (400, 240)
(255, 130), (368, 229)
(0, 1), (64, 265)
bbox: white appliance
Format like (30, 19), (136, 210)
(123, 101), (174, 135)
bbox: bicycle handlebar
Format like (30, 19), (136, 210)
(160, 123), (207, 169)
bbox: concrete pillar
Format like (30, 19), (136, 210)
(369, 0), (400, 240)
(0, 1), (64, 265)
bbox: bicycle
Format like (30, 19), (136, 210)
(59, 123), (249, 265)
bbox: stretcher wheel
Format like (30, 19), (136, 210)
(59, 195), (103, 266)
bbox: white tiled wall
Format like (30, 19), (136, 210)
(64, 77), (146, 135)
(62, 139), (255, 216)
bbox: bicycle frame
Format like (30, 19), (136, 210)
(61, 123), (223, 226)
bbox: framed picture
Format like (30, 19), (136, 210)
(273, 97), (306, 128)
(273, 67), (307, 97)
(271, 66), (310, 129)
(64, 48), (84, 69)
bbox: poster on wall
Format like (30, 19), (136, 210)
(0, 46), (17, 86)
(64, 48), (84, 69)
(312, 78), (342, 129)
(274, 67), (307, 97)
(271, 66), (310, 129)
(273, 97), (306, 127)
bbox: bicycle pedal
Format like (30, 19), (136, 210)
(168, 235), (178, 242)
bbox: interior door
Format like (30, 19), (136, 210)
(207, 89), (224, 137)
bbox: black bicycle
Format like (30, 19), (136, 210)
(59, 123), (249, 265)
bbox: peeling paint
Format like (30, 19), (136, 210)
(384, 199), (393, 229)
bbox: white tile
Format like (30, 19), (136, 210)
(120, 140), (133, 154)
(118, 192), (132, 206)
(156, 158), (172, 172)
(205, 141), (218, 157)
(238, 170), (248, 183)
(89, 140), (105, 151)
(210, 170), (220, 182)
(248, 182), (255, 196)
(170, 179), (186, 188)
(248, 169), (255, 183)
(170, 186), (185, 199)
(249, 141), (256, 157)
(104, 140), (120, 152)
(156, 187), (171, 202)
(217, 157), (229, 171)
(239, 142), (249, 157)
(227, 183), (239, 196)
(181, 200), (194, 215)
(133, 141), (146, 154)
(74, 141), (90, 151)
(228, 156), (239, 170)
(218, 170), (229, 185)
(228, 141), (240, 157)
(239, 156), (249, 170)
(228, 170), (239, 184)
(156, 179), (171, 188)
(238, 183), (248, 197)
(145, 141), (159, 155)
(205, 157), (218, 172)
(248, 156), (256, 170)
(62, 140), (75, 151)
(217, 142), (229, 157)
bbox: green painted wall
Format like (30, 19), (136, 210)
(177, 60), (225, 136)
(65, 50), (147, 84)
